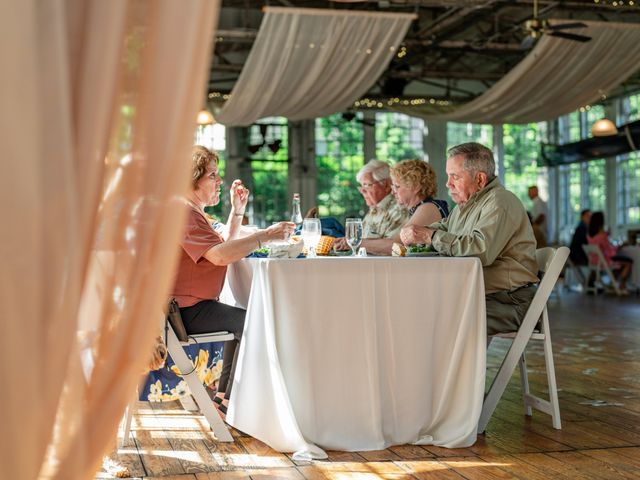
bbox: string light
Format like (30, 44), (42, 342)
(354, 97), (452, 109)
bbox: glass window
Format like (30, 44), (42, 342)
(375, 112), (425, 162)
(629, 94), (640, 122)
(617, 152), (640, 225)
(563, 111), (581, 142)
(447, 123), (493, 150)
(585, 159), (606, 212)
(502, 123), (546, 205)
(316, 113), (365, 219)
(248, 118), (289, 226)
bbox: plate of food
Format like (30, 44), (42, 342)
(392, 243), (439, 257)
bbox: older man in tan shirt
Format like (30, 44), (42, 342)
(401, 142), (539, 335)
(335, 159), (407, 250)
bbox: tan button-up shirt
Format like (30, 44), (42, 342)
(430, 178), (539, 294)
(363, 193), (408, 239)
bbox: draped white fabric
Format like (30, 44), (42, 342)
(394, 21), (640, 124)
(217, 7), (414, 126)
(1, 1), (219, 478)
(221, 257), (486, 459)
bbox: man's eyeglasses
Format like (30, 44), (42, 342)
(358, 181), (381, 191)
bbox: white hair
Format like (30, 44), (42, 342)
(356, 159), (391, 183)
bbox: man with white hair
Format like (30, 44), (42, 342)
(400, 142), (539, 335)
(335, 159), (407, 250)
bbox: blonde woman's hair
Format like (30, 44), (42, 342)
(390, 159), (437, 198)
(191, 145), (219, 189)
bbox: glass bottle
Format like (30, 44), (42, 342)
(290, 193), (303, 231)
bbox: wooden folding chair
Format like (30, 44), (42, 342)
(121, 324), (235, 445)
(478, 246), (569, 434)
(582, 244), (622, 296)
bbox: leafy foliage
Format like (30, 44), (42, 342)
(315, 113), (366, 219)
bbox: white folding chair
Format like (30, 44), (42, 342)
(122, 324), (235, 445)
(564, 257), (586, 291)
(582, 244), (622, 296)
(478, 246), (569, 434)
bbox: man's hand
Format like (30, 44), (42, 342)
(400, 225), (434, 246)
(333, 237), (350, 251)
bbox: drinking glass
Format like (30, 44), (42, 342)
(302, 218), (322, 257)
(345, 218), (363, 256)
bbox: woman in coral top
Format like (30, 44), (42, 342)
(587, 211), (632, 294)
(172, 145), (294, 416)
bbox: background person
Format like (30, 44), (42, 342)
(172, 146), (293, 416)
(528, 185), (549, 243)
(569, 209), (591, 266)
(334, 159), (407, 250)
(587, 211), (632, 294)
(358, 159), (448, 256)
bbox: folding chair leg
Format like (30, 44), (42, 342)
(478, 326), (533, 434)
(542, 312), (562, 429)
(518, 353), (533, 417)
(166, 327), (234, 442)
(120, 393), (138, 447)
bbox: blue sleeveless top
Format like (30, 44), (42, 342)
(408, 197), (449, 220)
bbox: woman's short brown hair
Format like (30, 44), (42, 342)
(390, 159), (437, 198)
(191, 145), (219, 189)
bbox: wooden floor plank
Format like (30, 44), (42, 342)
(95, 293), (640, 479)
(395, 460), (467, 480)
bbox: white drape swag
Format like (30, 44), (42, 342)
(217, 7), (415, 126)
(0, 1), (220, 479)
(394, 21), (640, 124)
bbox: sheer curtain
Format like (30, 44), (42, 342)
(394, 21), (640, 124)
(217, 7), (415, 126)
(0, 1), (220, 479)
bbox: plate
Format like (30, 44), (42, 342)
(405, 251), (439, 257)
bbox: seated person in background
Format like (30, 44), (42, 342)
(172, 146), (294, 416)
(587, 211), (632, 294)
(334, 159), (407, 250)
(400, 142), (539, 335)
(528, 185), (549, 242)
(527, 212), (547, 248)
(355, 159), (448, 256)
(569, 209), (591, 265)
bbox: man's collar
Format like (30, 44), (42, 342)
(371, 193), (394, 214)
(460, 177), (500, 209)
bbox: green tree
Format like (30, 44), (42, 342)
(316, 113), (365, 219)
(375, 113), (424, 162)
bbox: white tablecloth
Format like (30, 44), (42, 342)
(619, 245), (640, 287)
(220, 256), (486, 459)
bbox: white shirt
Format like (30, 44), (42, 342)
(531, 196), (548, 239)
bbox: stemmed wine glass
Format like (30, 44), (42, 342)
(302, 218), (322, 257)
(345, 218), (363, 256)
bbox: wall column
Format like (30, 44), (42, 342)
(287, 119), (317, 215)
(363, 111), (376, 162)
(424, 120), (449, 203)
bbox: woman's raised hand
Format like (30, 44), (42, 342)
(230, 179), (249, 212)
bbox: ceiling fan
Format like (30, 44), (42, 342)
(521, 0), (592, 49)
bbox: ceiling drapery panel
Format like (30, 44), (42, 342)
(393, 21), (640, 125)
(217, 7), (415, 126)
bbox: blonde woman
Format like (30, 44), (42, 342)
(359, 159), (448, 256)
